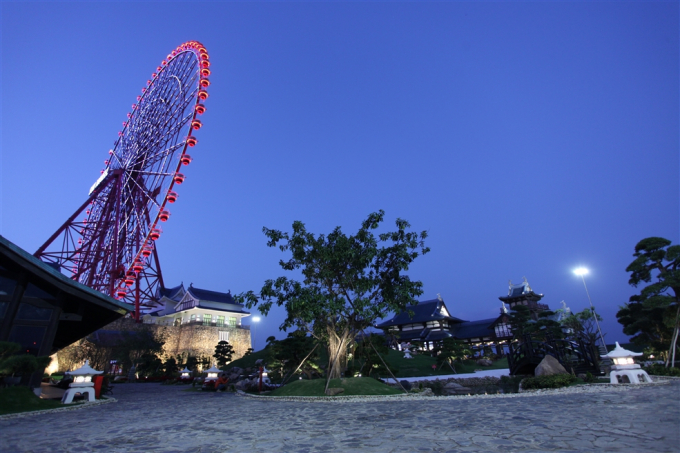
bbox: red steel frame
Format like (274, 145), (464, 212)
(34, 41), (211, 321)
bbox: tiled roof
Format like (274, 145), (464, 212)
(197, 300), (250, 315)
(187, 285), (236, 304)
(376, 299), (466, 328)
(450, 317), (498, 340)
(158, 283), (184, 300)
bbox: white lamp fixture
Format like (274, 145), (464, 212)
(180, 367), (191, 379)
(602, 342), (652, 384)
(69, 360), (103, 387)
(61, 360), (103, 404)
(204, 364), (221, 381)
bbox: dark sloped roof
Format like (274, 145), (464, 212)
(158, 283), (184, 300)
(187, 285), (236, 304)
(197, 300), (250, 315)
(376, 299), (466, 328)
(450, 317), (497, 340)
(423, 330), (454, 341)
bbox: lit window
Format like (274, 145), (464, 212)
(190, 314), (196, 322)
(203, 314), (211, 326)
(229, 317), (236, 327)
(216, 316), (225, 327)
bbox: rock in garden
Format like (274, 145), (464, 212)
(325, 387), (345, 396)
(443, 381), (472, 395)
(400, 380), (412, 391)
(535, 355), (568, 376)
(477, 359), (493, 366)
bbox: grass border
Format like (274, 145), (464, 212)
(0, 396), (117, 420)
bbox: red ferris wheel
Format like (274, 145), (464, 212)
(35, 41), (211, 321)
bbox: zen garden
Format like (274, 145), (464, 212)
(1, 36), (678, 453)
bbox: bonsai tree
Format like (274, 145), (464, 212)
(0, 351), (52, 385)
(213, 341), (235, 367)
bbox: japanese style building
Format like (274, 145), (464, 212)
(377, 279), (552, 355)
(92, 283), (253, 366)
(142, 283), (250, 329)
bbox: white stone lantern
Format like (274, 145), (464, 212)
(180, 367), (192, 379)
(61, 360), (103, 404)
(602, 342), (652, 384)
(204, 365), (221, 382)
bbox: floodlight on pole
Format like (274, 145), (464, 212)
(251, 316), (261, 351)
(573, 267), (607, 351)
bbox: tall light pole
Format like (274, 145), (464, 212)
(573, 267), (607, 352)
(251, 316), (261, 351)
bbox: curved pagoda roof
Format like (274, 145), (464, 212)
(376, 298), (466, 328)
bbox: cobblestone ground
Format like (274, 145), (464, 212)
(1, 380), (678, 452)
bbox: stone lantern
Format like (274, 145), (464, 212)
(204, 365), (221, 383)
(61, 360), (103, 404)
(602, 342), (652, 384)
(180, 367), (192, 379)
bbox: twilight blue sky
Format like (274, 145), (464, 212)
(1, 2), (678, 349)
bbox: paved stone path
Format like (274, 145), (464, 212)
(1, 380), (678, 452)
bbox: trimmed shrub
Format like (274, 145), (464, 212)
(644, 364), (680, 377)
(521, 374), (577, 390)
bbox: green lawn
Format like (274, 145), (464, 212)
(225, 348), (270, 370)
(388, 350), (508, 377)
(268, 377), (403, 397)
(0, 386), (64, 416)
(227, 345), (508, 379)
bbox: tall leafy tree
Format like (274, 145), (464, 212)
(237, 210), (429, 379)
(617, 237), (680, 367)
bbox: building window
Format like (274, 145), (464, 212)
(174, 318), (181, 326)
(219, 331), (229, 342)
(216, 316), (225, 327)
(495, 323), (511, 338)
(203, 314), (212, 326)
(229, 317), (237, 327)
(190, 314), (196, 323)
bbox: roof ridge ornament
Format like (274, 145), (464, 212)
(437, 293), (443, 302)
(523, 276), (532, 292)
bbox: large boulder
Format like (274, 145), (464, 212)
(400, 380), (412, 391)
(442, 381), (472, 395)
(476, 358), (493, 367)
(535, 355), (568, 376)
(325, 387), (345, 396)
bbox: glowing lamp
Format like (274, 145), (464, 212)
(69, 360), (103, 387)
(204, 365), (221, 382)
(180, 367), (191, 379)
(602, 342), (652, 384)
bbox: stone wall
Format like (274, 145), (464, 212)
(100, 318), (252, 362)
